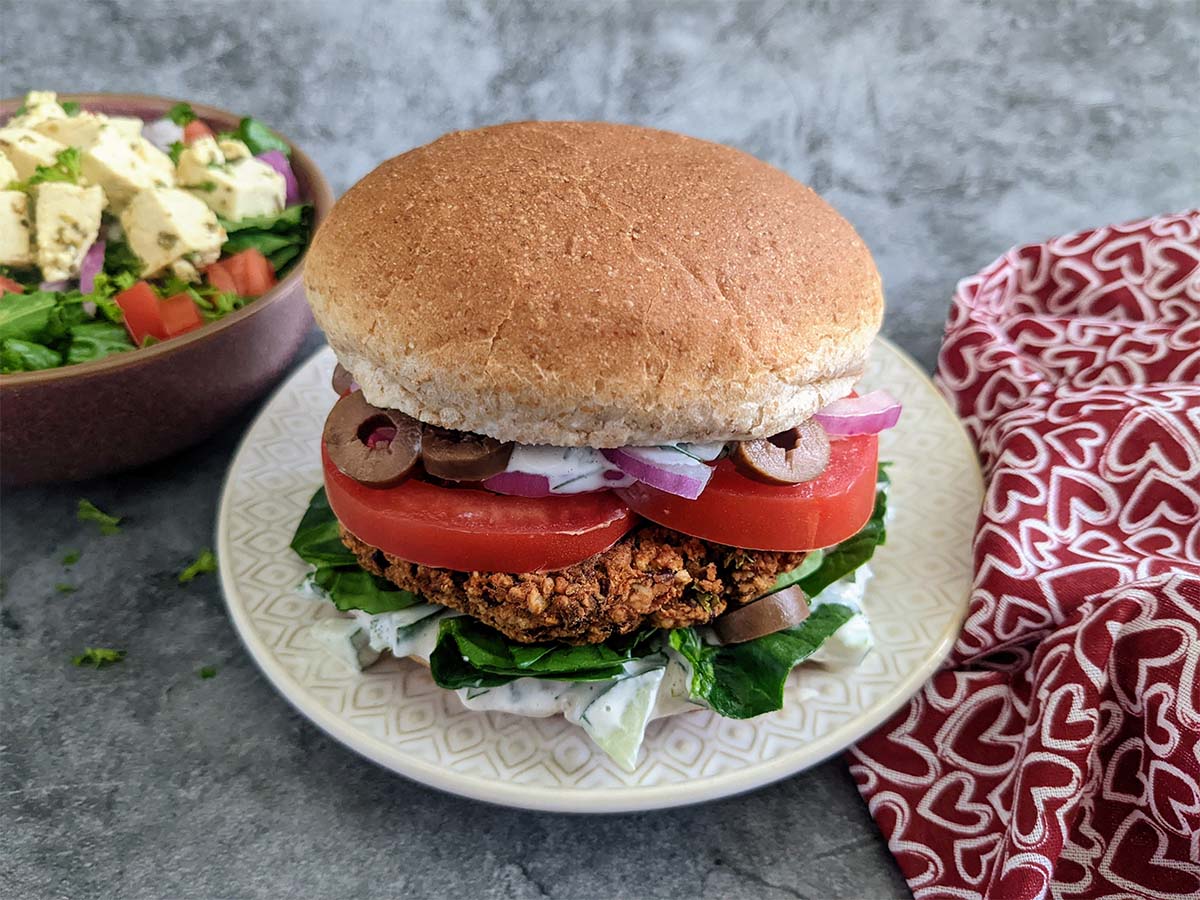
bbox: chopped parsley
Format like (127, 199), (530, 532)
(61, 101), (81, 116)
(165, 102), (197, 126)
(77, 499), (122, 535)
(71, 647), (126, 668)
(61, 549), (81, 566)
(198, 665), (218, 679)
(10, 147), (82, 191)
(55, 583), (77, 594)
(168, 140), (186, 165)
(179, 549), (217, 584)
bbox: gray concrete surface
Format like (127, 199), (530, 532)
(2, 1), (1197, 898)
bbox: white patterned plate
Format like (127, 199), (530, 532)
(217, 337), (982, 812)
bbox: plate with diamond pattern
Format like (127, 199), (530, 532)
(217, 337), (982, 812)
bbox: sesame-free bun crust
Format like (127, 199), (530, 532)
(304, 121), (882, 446)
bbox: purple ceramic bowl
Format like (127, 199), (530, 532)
(0, 93), (333, 485)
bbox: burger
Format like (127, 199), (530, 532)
(291, 122), (900, 769)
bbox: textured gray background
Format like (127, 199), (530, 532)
(2, 1), (1197, 898)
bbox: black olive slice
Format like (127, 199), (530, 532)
(420, 426), (514, 482)
(331, 362), (356, 396)
(322, 391), (421, 487)
(730, 419), (831, 485)
(713, 585), (810, 645)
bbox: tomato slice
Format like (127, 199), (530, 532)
(618, 434), (879, 552)
(159, 293), (203, 337)
(183, 120), (215, 143)
(115, 281), (167, 345)
(322, 445), (636, 573)
(0, 275), (24, 295)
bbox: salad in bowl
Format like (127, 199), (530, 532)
(0, 90), (313, 373)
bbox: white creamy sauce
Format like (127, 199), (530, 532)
(300, 561), (874, 770)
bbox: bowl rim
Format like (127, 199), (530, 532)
(0, 91), (333, 387)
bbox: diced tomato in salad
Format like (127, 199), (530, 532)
(0, 275), (24, 295)
(183, 119), (215, 143)
(205, 249), (277, 298)
(115, 282), (202, 344)
(159, 293), (204, 337)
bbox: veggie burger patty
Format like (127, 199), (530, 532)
(340, 523), (806, 645)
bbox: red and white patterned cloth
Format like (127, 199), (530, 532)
(850, 211), (1200, 899)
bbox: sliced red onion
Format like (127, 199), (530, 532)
(365, 426), (397, 449)
(142, 117), (184, 152)
(813, 390), (902, 436)
(601, 447), (714, 500)
(483, 471), (553, 497)
(39, 280), (70, 292)
(79, 240), (105, 294)
(256, 150), (300, 204)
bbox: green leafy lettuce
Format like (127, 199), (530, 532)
(668, 603), (857, 719)
(1, 338), (61, 371)
(430, 618), (657, 690)
(219, 203), (312, 274)
(231, 116), (290, 156)
(291, 488), (421, 614)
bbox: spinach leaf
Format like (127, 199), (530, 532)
(66, 321), (135, 364)
(669, 603), (857, 719)
(308, 566), (422, 615)
(0, 291), (56, 341)
(233, 117), (290, 156)
(429, 617), (656, 690)
(797, 469), (888, 598)
(222, 231), (302, 257)
(1, 338), (61, 372)
(103, 240), (144, 279)
(267, 244), (302, 272)
(218, 204), (312, 276)
(290, 487), (358, 567)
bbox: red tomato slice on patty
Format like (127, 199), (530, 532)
(618, 433), (879, 552)
(322, 445), (637, 573)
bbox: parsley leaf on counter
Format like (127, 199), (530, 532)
(198, 665), (218, 679)
(71, 647), (126, 669)
(179, 549), (217, 584)
(165, 102), (197, 126)
(77, 499), (122, 535)
(62, 549), (81, 566)
(55, 583), (77, 594)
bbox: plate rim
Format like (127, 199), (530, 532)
(217, 335), (982, 813)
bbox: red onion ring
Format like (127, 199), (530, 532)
(813, 390), (902, 436)
(79, 239), (105, 294)
(601, 448), (713, 500)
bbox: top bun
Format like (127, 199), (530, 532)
(304, 121), (883, 447)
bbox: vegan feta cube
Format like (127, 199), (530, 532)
(119, 187), (226, 278)
(0, 191), (33, 267)
(194, 158), (286, 222)
(80, 128), (171, 211)
(34, 182), (104, 281)
(0, 153), (18, 188)
(34, 111), (111, 149)
(6, 91), (66, 130)
(107, 116), (145, 139)
(174, 136), (224, 186)
(0, 128), (67, 181)
(177, 138), (285, 221)
(217, 139), (251, 161)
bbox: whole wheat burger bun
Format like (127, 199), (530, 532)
(304, 121), (883, 447)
